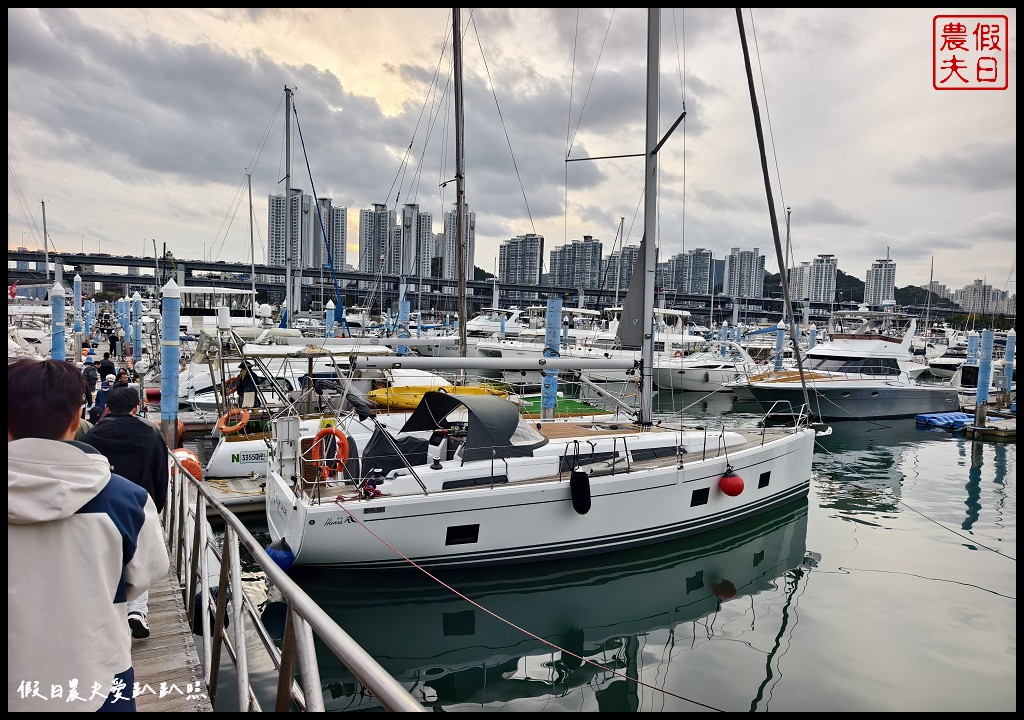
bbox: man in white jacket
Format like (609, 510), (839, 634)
(8, 357), (170, 712)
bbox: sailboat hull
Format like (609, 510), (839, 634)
(266, 425), (815, 569)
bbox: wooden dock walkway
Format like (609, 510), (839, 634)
(131, 565), (214, 712)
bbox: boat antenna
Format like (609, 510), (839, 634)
(735, 9), (812, 417)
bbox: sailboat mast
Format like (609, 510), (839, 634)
(454, 7), (468, 358)
(41, 200), (49, 285)
(638, 9), (660, 427)
(614, 216), (624, 305)
(248, 171), (257, 322)
(283, 85), (293, 329)
(924, 256), (934, 337)
(736, 9), (812, 414)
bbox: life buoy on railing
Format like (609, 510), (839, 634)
(173, 448), (203, 482)
(224, 375), (240, 395)
(673, 350), (683, 358)
(217, 408), (250, 435)
(310, 427), (350, 480)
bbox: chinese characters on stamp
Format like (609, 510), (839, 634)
(933, 15), (1009, 90)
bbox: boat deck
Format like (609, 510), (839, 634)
(203, 475), (267, 514)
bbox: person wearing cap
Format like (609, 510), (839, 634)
(82, 357), (99, 410)
(93, 374), (115, 417)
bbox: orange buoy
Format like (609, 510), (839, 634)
(719, 469), (744, 497)
(173, 448), (203, 482)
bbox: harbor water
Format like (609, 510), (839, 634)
(195, 390), (1016, 712)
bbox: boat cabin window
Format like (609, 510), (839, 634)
(805, 356), (901, 376)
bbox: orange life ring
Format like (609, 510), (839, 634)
(311, 427), (350, 479)
(673, 350), (683, 358)
(224, 375), (239, 394)
(217, 408), (250, 435)
(173, 448), (203, 482)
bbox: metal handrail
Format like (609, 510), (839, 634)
(163, 451), (426, 712)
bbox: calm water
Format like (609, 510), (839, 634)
(203, 390), (1016, 712)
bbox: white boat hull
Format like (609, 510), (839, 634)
(266, 424), (815, 569)
(741, 380), (960, 420)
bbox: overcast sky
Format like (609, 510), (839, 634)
(7, 8), (1016, 295)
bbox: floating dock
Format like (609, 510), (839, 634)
(917, 410), (1016, 442)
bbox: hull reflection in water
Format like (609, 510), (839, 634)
(273, 500), (812, 711)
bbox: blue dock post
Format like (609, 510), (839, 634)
(966, 331), (979, 365)
(50, 282), (66, 361)
(73, 274), (83, 359)
(132, 291), (143, 362)
(972, 329), (995, 429)
(541, 297), (562, 420)
(397, 299), (411, 356)
(160, 280), (181, 451)
(325, 300), (335, 338)
(774, 321), (786, 371)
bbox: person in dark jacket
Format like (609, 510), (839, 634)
(235, 361), (263, 408)
(84, 385), (170, 639)
(82, 357), (99, 408)
(97, 351), (117, 380)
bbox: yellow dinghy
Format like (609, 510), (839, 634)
(367, 384), (509, 411)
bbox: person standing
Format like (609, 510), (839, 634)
(84, 385), (170, 640)
(93, 374), (115, 417)
(97, 351), (117, 381)
(8, 357), (169, 712)
(108, 328), (119, 357)
(82, 357), (100, 409)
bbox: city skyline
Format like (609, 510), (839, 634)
(8, 9), (1016, 295)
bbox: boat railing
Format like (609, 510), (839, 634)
(759, 401), (815, 432)
(162, 450), (426, 712)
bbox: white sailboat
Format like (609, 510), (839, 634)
(263, 9), (818, 570)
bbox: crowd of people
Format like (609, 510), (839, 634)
(8, 356), (171, 711)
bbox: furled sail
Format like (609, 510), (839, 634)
(614, 233), (648, 350)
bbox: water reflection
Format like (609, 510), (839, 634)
(264, 501), (812, 712)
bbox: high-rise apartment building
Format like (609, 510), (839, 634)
(549, 235), (603, 289)
(268, 190), (348, 309)
(358, 203), (396, 288)
(723, 247), (766, 299)
(788, 254), (837, 303)
(678, 248), (714, 295)
(604, 244), (641, 295)
(398, 204), (434, 284)
(441, 206), (476, 294)
(864, 253), (897, 307)
(498, 233), (544, 302)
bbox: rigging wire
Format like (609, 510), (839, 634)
(746, 9), (792, 274)
(469, 12), (537, 236)
(211, 93), (284, 262)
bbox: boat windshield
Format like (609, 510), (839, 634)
(508, 419), (548, 447)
